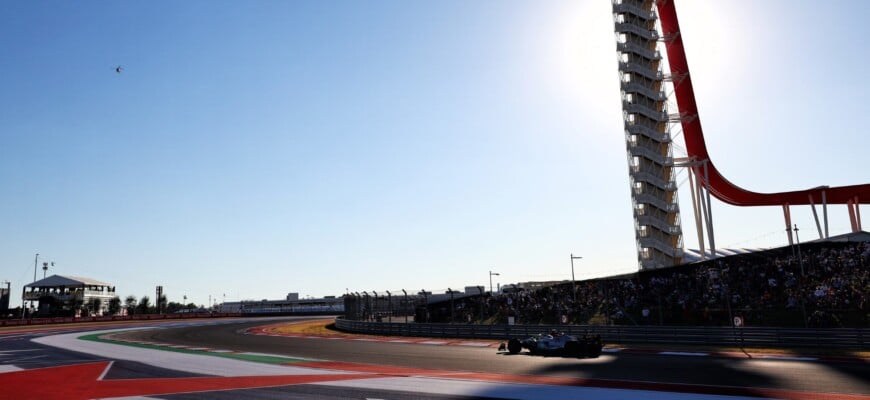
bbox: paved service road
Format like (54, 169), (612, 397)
(125, 319), (870, 396)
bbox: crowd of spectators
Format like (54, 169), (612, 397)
(424, 240), (869, 328)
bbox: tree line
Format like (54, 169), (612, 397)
(86, 294), (202, 316)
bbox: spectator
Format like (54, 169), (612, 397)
(423, 241), (868, 328)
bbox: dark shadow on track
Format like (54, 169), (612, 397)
(121, 319), (870, 397)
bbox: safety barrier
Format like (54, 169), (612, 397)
(333, 318), (868, 350)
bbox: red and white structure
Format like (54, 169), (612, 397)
(615, 0), (870, 268)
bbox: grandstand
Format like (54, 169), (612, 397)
(341, 232), (867, 328)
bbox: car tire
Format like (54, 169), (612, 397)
(588, 341), (602, 358)
(507, 338), (522, 354)
(586, 335), (602, 358)
(564, 341), (580, 357)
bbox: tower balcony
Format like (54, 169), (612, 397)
(615, 22), (659, 41)
(633, 193), (680, 213)
(621, 81), (667, 102)
(623, 101), (667, 122)
(627, 142), (674, 166)
(625, 123), (671, 143)
(618, 61), (663, 81)
(616, 41), (661, 61)
(612, 1), (655, 21)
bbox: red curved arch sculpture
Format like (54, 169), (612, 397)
(656, 1), (869, 210)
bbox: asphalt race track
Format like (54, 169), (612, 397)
(1, 316), (868, 399)
(129, 317), (870, 398)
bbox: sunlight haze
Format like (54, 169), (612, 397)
(2, 0), (867, 308)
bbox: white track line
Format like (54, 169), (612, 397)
(456, 342), (493, 347)
(315, 376), (764, 400)
(32, 328), (353, 377)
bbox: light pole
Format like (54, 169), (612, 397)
(401, 289), (408, 323)
(1, 280), (9, 316)
(418, 290), (429, 322)
(794, 224), (808, 328)
(447, 288), (455, 323)
(793, 225), (805, 277)
(489, 270), (499, 294)
(386, 290), (392, 320)
(42, 262), (49, 279)
(33, 253), (39, 283)
(570, 254), (582, 303)
(363, 291), (369, 321)
(30, 253), (39, 314)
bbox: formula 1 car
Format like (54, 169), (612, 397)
(501, 330), (603, 358)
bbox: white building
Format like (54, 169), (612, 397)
(22, 275), (117, 317)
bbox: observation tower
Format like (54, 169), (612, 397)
(613, 0), (683, 269)
(613, 0), (868, 270)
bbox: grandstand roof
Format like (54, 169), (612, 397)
(683, 247), (769, 264)
(683, 230), (869, 265)
(807, 230), (870, 243)
(24, 275), (112, 288)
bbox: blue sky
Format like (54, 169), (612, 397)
(2, 1), (867, 308)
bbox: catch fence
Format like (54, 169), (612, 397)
(334, 318), (867, 350)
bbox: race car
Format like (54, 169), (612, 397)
(502, 330), (603, 358)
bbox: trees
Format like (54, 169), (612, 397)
(124, 295), (137, 315)
(157, 294), (167, 314)
(165, 301), (185, 313)
(108, 296), (122, 315)
(137, 296), (151, 314)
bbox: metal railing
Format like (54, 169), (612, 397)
(618, 61), (663, 82)
(613, 2), (655, 22)
(633, 193), (680, 213)
(627, 142), (673, 166)
(334, 318), (868, 350)
(615, 22), (659, 41)
(623, 102), (668, 122)
(621, 81), (667, 102)
(625, 122), (671, 142)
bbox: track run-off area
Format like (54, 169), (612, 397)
(0, 316), (867, 399)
